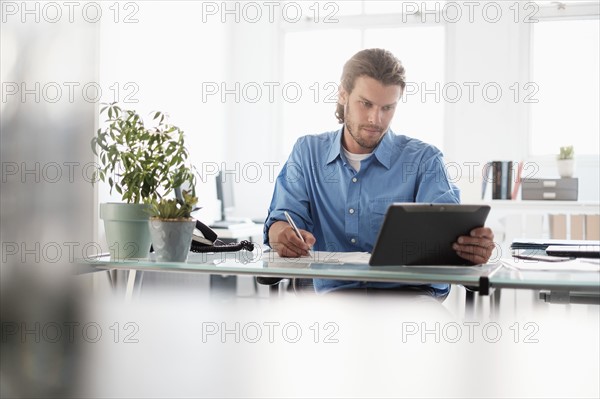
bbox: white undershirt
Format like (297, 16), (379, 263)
(342, 147), (372, 172)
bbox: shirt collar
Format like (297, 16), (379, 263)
(325, 128), (344, 165)
(326, 127), (393, 170)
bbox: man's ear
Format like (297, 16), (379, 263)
(338, 86), (347, 105)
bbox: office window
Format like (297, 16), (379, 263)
(98, 2), (227, 204)
(280, 3), (446, 153)
(364, 1), (413, 15)
(281, 30), (362, 152)
(295, 1), (451, 16)
(530, 8), (600, 156)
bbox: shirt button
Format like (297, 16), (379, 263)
(350, 238), (356, 244)
(352, 177), (358, 183)
(349, 208), (355, 214)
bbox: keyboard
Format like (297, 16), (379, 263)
(546, 245), (600, 259)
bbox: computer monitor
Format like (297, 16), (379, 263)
(174, 179), (195, 203)
(216, 170), (235, 222)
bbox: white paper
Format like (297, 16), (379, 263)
(500, 257), (600, 272)
(264, 251), (371, 265)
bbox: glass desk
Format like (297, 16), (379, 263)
(490, 267), (600, 305)
(79, 251), (502, 299)
(78, 251), (600, 305)
(491, 268), (599, 292)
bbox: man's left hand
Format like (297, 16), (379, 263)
(453, 227), (495, 265)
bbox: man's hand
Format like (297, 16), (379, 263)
(453, 227), (495, 265)
(268, 220), (316, 257)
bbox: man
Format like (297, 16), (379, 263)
(264, 48), (494, 297)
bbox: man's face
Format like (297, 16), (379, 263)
(338, 75), (402, 154)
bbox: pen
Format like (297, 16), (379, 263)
(284, 211), (306, 244)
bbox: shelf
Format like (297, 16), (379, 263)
(479, 200), (599, 212)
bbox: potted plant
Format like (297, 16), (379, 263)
(557, 145), (575, 178)
(92, 103), (196, 259)
(147, 190), (198, 262)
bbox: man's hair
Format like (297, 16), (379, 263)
(335, 48), (406, 124)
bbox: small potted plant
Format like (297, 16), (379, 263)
(147, 190), (198, 262)
(92, 103), (196, 259)
(557, 145), (575, 178)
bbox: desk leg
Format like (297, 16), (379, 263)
(465, 289), (475, 319)
(125, 270), (136, 302)
(269, 284), (279, 297)
(125, 270), (143, 302)
(106, 269), (116, 290)
(490, 288), (502, 319)
(135, 271), (144, 297)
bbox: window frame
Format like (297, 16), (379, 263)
(524, 1), (600, 164)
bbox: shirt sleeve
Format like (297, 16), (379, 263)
(263, 139), (314, 247)
(415, 149), (461, 204)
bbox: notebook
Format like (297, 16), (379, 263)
(369, 203), (491, 266)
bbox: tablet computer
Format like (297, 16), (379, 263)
(369, 203), (491, 266)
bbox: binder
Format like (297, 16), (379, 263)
(570, 214), (585, 240)
(586, 214), (600, 240)
(491, 161), (513, 200)
(511, 161), (524, 200)
(481, 162), (492, 199)
(549, 214), (567, 240)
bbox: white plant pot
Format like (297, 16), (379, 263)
(149, 219), (195, 262)
(557, 159), (575, 178)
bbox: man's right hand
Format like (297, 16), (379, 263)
(268, 220), (316, 257)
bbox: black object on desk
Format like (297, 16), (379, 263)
(191, 240), (254, 253)
(545, 245), (600, 259)
(510, 239), (600, 261)
(191, 220), (254, 253)
(511, 239), (600, 250)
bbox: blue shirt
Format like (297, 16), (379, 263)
(264, 128), (460, 295)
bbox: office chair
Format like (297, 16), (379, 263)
(256, 277), (315, 295)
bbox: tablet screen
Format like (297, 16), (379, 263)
(369, 204), (491, 266)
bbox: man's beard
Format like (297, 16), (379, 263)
(344, 105), (385, 151)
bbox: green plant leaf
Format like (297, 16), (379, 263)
(92, 103), (196, 204)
